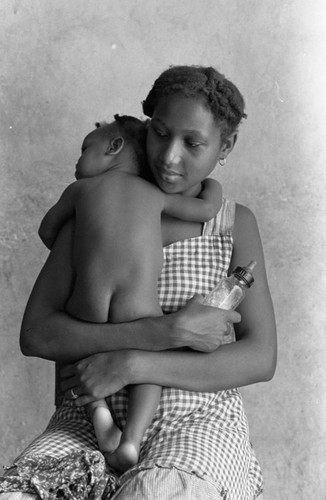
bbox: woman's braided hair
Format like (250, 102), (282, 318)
(142, 65), (247, 142)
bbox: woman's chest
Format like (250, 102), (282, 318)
(158, 234), (233, 312)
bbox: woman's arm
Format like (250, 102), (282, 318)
(135, 204), (277, 390)
(62, 203), (276, 402)
(21, 220), (239, 363)
(133, 203), (277, 390)
(163, 179), (222, 222)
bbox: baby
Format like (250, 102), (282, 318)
(39, 114), (222, 472)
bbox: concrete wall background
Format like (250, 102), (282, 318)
(1, 1), (325, 498)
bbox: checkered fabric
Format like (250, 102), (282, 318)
(108, 199), (263, 499)
(1, 198), (263, 500)
(15, 404), (99, 460)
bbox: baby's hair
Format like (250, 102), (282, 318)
(95, 115), (147, 168)
(142, 65), (247, 142)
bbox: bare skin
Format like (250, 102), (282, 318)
(58, 94), (276, 401)
(21, 221), (236, 361)
(37, 122), (223, 472)
(20, 94), (276, 477)
(60, 203), (276, 404)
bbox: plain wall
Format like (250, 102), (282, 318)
(1, 1), (325, 498)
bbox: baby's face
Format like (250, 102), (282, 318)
(75, 129), (112, 179)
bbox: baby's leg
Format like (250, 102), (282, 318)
(87, 399), (121, 454)
(105, 384), (162, 473)
(105, 276), (163, 472)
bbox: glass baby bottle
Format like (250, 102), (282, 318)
(202, 261), (256, 340)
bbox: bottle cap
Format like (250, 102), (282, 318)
(232, 260), (256, 288)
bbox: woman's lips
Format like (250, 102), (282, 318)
(157, 168), (182, 183)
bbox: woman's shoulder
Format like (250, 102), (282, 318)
(203, 198), (259, 237)
(203, 197), (235, 236)
(234, 202), (259, 237)
(232, 202), (263, 262)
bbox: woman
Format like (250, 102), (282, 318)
(0, 65), (276, 500)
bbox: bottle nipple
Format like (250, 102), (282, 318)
(244, 261), (257, 273)
(233, 260), (256, 287)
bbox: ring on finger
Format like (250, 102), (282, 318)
(70, 388), (79, 400)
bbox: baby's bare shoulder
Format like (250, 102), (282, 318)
(85, 172), (162, 199)
(74, 173), (163, 215)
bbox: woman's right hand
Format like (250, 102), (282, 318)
(169, 294), (241, 352)
(61, 351), (132, 405)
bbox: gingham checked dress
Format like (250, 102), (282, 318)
(0, 198), (263, 500)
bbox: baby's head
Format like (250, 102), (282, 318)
(143, 65), (246, 144)
(75, 115), (147, 180)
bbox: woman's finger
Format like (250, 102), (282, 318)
(226, 310), (241, 324)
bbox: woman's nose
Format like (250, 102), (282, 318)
(161, 141), (182, 167)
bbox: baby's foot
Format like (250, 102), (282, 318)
(98, 424), (122, 454)
(105, 441), (139, 473)
(92, 406), (122, 453)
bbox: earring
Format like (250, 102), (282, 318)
(219, 157), (227, 167)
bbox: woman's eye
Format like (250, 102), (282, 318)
(186, 140), (201, 148)
(152, 127), (167, 138)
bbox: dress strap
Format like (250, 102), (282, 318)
(203, 198), (236, 236)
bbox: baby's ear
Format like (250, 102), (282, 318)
(106, 136), (124, 155)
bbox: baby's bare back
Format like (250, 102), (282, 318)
(67, 171), (164, 323)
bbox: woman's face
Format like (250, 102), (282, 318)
(146, 94), (224, 197)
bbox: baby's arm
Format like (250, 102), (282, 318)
(163, 178), (222, 222)
(39, 182), (79, 249)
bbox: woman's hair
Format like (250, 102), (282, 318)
(96, 115), (147, 168)
(142, 65), (247, 142)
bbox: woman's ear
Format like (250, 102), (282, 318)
(221, 132), (237, 157)
(106, 136), (124, 155)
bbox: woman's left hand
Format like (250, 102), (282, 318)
(60, 351), (132, 406)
